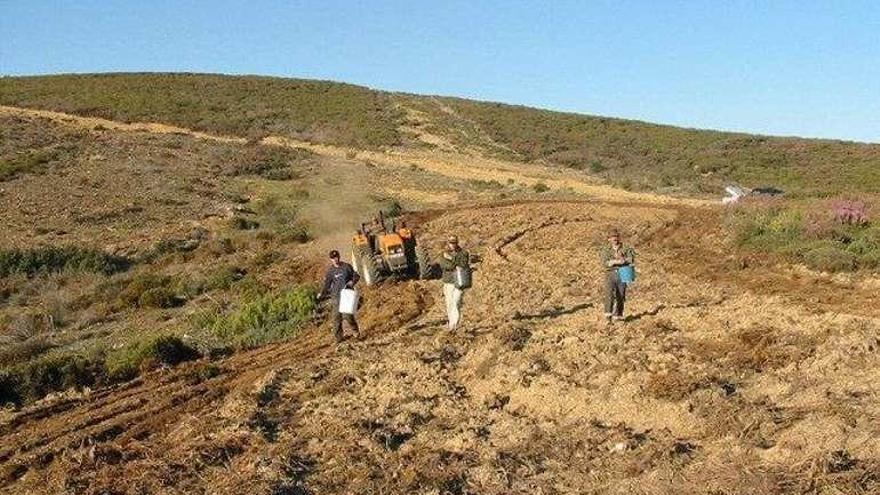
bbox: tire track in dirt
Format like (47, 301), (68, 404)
(494, 218), (594, 261)
(0, 327), (333, 486)
(0, 280), (431, 489)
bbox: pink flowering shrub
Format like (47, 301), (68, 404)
(728, 196), (878, 272)
(805, 199), (871, 240)
(830, 199), (870, 226)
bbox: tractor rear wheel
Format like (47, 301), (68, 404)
(415, 245), (433, 280)
(359, 248), (380, 286)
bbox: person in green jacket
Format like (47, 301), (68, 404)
(438, 235), (470, 330)
(600, 229), (635, 323)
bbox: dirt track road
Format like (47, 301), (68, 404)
(0, 106), (878, 494)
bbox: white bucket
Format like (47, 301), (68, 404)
(338, 288), (359, 315)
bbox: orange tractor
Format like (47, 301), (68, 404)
(351, 212), (433, 285)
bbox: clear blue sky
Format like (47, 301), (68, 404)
(2, 1), (879, 142)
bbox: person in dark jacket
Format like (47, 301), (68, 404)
(438, 235), (470, 330)
(317, 250), (360, 342)
(600, 230), (635, 323)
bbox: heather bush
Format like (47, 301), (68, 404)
(224, 145), (309, 180)
(0, 149), (60, 181)
(198, 286), (316, 350)
(729, 197), (877, 272)
(831, 199), (870, 226)
(117, 273), (183, 309)
(105, 334), (200, 382)
(0, 338), (55, 368)
(205, 265), (247, 291)
(0, 352), (103, 405)
(802, 245), (858, 272)
(0, 370), (21, 405)
(230, 216), (260, 230)
(0, 246), (129, 277)
(532, 182), (550, 193)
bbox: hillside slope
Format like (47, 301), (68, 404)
(2, 73), (879, 196)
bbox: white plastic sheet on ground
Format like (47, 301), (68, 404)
(722, 185), (746, 205)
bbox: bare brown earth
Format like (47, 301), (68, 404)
(1, 107), (879, 495)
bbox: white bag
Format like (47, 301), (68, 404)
(338, 288), (359, 315)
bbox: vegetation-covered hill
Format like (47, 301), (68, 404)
(2, 73), (879, 196)
(412, 97), (880, 196)
(0, 73), (403, 148)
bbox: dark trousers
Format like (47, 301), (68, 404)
(604, 271), (627, 317)
(331, 299), (359, 342)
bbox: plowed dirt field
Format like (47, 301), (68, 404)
(2, 197), (878, 494)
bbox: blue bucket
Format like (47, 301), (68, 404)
(618, 265), (636, 283)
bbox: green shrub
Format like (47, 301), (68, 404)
(235, 276), (269, 299)
(0, 246), (129, 277)
(144, 237), (201, 261)
(205, 265), (247, 291)
(729, 203), (804, 251)
(0, 334), (200, 405)
(0, 149), (59, 181)
(138, 287), (179, 308)
(802, 245), (858, 272)
(117, 273), (182, 309)
(251, 250), (281, 269)
(846, 228), (880, 256)
(532, 182), (550, 193)
(187, 363), (223, 384)
(275, 224), (311, 243)
(202, 286), (316, 349)
(262, 168), (294, 181)
(859, 250), (880, 270)
(209, 237), (237, 255)
(588, 160), (606, 173)
(0, 370), (21, 405)
(0, 338), (56, 368)
(468, 179), (504, 191)
(5, 353), (102, 404)
(106, 335), (200, 382)
(230, 217), (260, 230)
(225, 145), (307, 179)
